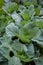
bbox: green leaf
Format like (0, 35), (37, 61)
(0, 36), (11, 59)
(0, 36), (17, 59)
(35, 6), (41, 15)
(27, 43), (35, 57)
(35, 21), (43, 28)
(8, 56), (22, 65)
(20, 5), (35, 20)
(18, 22), (39, 43)
(18, 5), (26, 13)
(4, 2), (19, 13)
(11, 12), (22, 24)
(10, 40), (27, 52)
(32, 29), (43, 48)
(6, 23), (19, 37)
(40, 8), (43, 15)
(0, 0), (4, 8)
(20, 20), (30, 26)
(21, 10), (30, 21)
(34, 56), (43, 65)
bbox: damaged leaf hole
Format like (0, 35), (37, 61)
(17, 10), (20, 13)
(25, 61), (35, 65)
(12, 36), (18, 40)
(9, 51), (14, 57)
(0, 41), (2, 45)
(19, 39), (25, 44)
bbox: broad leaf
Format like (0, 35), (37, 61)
(8, 56), (22, 65)
(6, 23), (19, 37)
